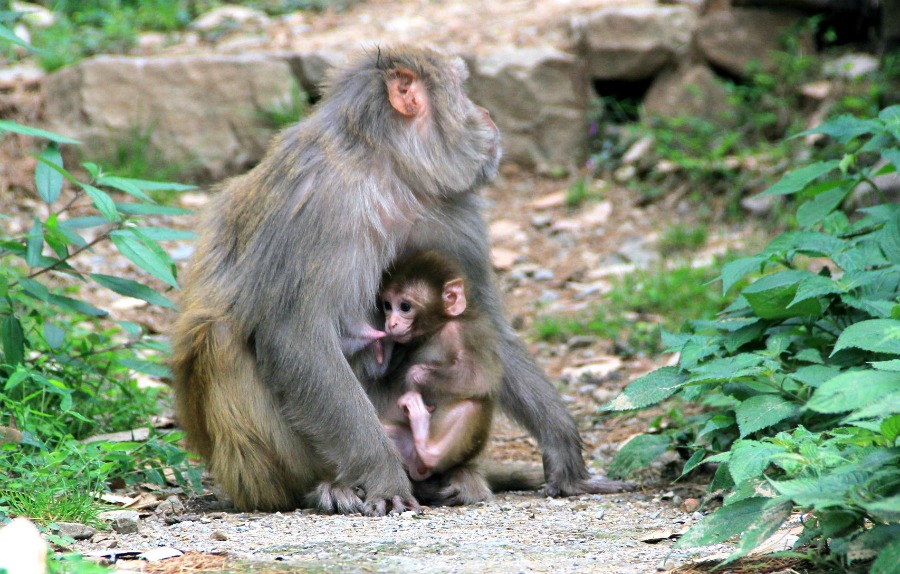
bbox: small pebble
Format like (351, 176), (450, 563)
(211, 530), (229, 541)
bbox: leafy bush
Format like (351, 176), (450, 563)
(0, 120), (201, 524)
(605, 107), (900, 570)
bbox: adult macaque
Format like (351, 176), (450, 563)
(172, 46), (631, 516)
(374, 252), (497, 504)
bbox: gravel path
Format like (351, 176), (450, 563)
(73, 491), (734, 572)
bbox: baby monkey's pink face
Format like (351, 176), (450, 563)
(381, 286), (423, 344)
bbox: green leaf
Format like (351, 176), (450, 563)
(139, 227), (197, 242)
(790, 365), (841, 388)
(59, 216), (108, 229)
(25, 219), (43, 267)
(772, 470), (869, 508)
(880, 211), (900, 264)
(736, 395), (798, 437)
(47, 294), (107, 317)
(676, 497), (770, 548)
(0, 120), (80, 144)
(605, 366), (689, 410)
(35, 144), (64, 204)
(882, 415), (900, 442)
(100, 175), (194, 193)
(118, 358), (170, 378)
(729, 440), (783, 483)
(795, 114), (882, 143)
(789, 274), (843, 307)
(760, 160), (840, 196)
(860, 495), (900, 522)
(43, 323), (64, 349)
(96, 176), (154, 203)
(114, 202), (191, 216)
(764, 231), (845, 259)
(608, 433), (671, 478)
(735, 498), (794, 559)
(872, 360), (900, 371)
(0, 22), (33, 49)
(110, 230), (178, 288)
(79, 183), (120, 222)
(0, 274), (7, 298)
(89, 274), (175, 309)
(832, 319), (900, 356)
(797, 187), (849, 228)
(681, 449), (707, 477)
(1, 314), (25, 366)
(720, 256), (764, 294)
(688, 353), (765, 384)
(743, 271), (822, 320)
(872, 538), (900, 574)
(17, 277), (49, 301)
(808, 370), (900, 413)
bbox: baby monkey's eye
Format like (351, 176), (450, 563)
(400, 302), (412, 313)
(382, 301), (392, 312)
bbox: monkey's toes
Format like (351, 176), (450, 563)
(387, 495), (422, 515)
(548, 477), (636, 496)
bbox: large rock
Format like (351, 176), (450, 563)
(642, 64), (733, 125)
(280, 49), (348, 100)
(572, 6), (697, 81)
(696, 8), (810, 78)
(43, 54), (296, 180)
(467, 46), (587, 171)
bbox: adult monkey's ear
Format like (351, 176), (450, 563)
(387, 69), (428, 118)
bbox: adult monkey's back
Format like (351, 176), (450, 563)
(172, 46), (629, 516)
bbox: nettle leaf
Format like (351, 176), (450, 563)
(760, 160), (840, 196)
(764, 231), (845, 259)
(841, 393), (900, 422)
(110, 230), (178, 288)
(605, 367), (689, 410)
(871, 538), (900, 574)
(743, 271), (822, 320)
(676, 497), (771, 548)
(720, 256), (765, 294)
(679, 338), (720, 370)
(608, 433), (671, 478)
(832, 319), (900, 356)
(795, 114), (882, 143)
(1, 314), (25, 366)
(872, 359), (900, 371)
(790, 365), (842, 388)
(842, 296), (896, 319)
(89, 273), (175, 309)
(795, 348), (823, 364)
(723, 321), (767, 355)
(729, 440), (783, 483)
(879, 211), (900, 264)
(687, 353), (765, 384)
(882, 415), (900, 442)
(772, 470), (869, 508)
(859, 495), (900, 522)
(35, 144), (64, 204)
(797, 186), (850, 228)
(808, 370), (900, 413)
(681, 449), (707, 477)
(735, 497), (794, 560)
(736, 395), (799, 437)
(790, 274), (843, 307)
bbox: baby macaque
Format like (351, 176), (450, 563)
(374, 251), (501, 504)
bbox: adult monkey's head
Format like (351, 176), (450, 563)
(318, 45), (502, 196)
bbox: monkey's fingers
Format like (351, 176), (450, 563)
(387, 495), (422, 515)
(311, 482), (366, 515)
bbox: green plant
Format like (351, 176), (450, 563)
(658, 223), (708, 256)
(100, 125), (196, 195)
(0, 118), (202, 524)
(535, 263), (730, 356)
(604, 107), (900, 570)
